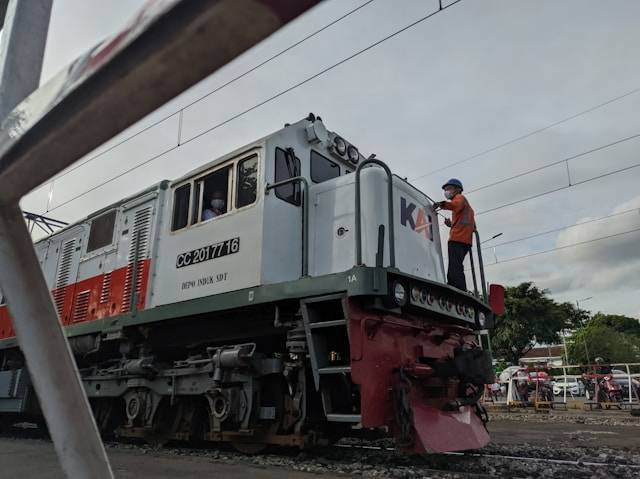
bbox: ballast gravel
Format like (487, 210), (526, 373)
(106, 439), (640, 478)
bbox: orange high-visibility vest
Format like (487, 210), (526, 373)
(441, 194), (475, 245)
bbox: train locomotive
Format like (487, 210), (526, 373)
(0, 114), (501, 453)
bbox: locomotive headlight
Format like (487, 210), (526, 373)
(419, 288), (427, 304)
(347, 145), (359, 163)
(411, 286), (420, 303)
(333, 136), (347, 155)
(439, 297), (452, 311)
(423, 289), (435, 305)
(392, 281), (407, 306)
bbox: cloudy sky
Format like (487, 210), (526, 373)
(18, 0), (640, 318)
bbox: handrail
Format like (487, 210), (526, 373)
(473, 230), (488, 302)
(468, 247), (479, 298)
(355, 157), (396, 267)
(266, 176), (309, 276)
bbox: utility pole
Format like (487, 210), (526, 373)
(561, 329), (569, 366)
(576, 297), (593, 363)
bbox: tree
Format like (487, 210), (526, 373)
(558, 301), (590, 329)
(588, 313), (640, 337)
(567, 314), (640, 364)
(491, 282), (575, 364)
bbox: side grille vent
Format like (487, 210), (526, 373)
(72, 290), (90, 323)
(99, 272), (112, 304)
(121, 207), (152, 312)
(53, 239), (75, 315)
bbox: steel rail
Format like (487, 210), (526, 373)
(334, 444), (640, 469)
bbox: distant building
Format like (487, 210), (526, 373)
(519, 345), (565, 367)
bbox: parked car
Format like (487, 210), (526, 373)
(552, 377), (585, 396)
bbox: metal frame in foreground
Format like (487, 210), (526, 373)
(0, 1), (321, 477)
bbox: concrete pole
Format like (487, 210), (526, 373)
(0, 2), (114, 477)
(0, 0), (53, 120)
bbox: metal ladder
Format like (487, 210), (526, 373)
(301, 294), (361, 423)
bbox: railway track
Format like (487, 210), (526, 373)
(337, 443), (640, 468)
(3, 424), (640, 478)
(335, 443), (640, 469)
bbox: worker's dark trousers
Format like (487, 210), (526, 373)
(447, 240), (471, 291)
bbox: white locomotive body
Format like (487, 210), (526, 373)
(0, 115), (497, 454)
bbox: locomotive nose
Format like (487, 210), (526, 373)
(347, 300), (490, 453)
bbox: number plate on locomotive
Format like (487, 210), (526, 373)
(176, 237), (240, 269)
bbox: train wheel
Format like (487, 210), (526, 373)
(91, 399), (123, 437)
(229, 378), (287, 454)
(146, 398), (180, 447)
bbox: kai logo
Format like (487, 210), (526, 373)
(400, 197), (433, 240)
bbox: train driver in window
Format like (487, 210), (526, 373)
(202, 190), (227, 220)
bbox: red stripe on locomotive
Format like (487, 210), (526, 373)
(0, 259), (150, 339)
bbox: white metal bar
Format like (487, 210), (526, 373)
(0, 204), (113, 478)
(0, 0), (53, 120)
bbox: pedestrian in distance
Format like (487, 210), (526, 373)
(433, 178), (475, 291)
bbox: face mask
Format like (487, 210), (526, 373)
(444, 190), (455, 200)
(211, 199), (225, 210)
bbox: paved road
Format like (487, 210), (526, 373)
(0, 438), (343, 479)
(489, 420), (640, 450)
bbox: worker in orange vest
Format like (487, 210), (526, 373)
(433, 178), (475, 291)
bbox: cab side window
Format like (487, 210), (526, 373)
(171, 183), (191, 231)
(310, 150), (339, 183)
(236, 155), (258, 208)
(197, 166), (231, 222)
(274, 147), (300, 206)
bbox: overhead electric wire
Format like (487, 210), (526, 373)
(482, 226), (640, 267)
(410, 85), (640, 182)
(475, 159), (640, 216)
(177, 0), (463, 147)
(480, 207), (640, 250)
(45, 0), (464, 213)
(48, 0), (377, 182)
(466, 131), (640, 195)
(429, 132), (640, 221)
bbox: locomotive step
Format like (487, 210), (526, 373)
(308, 319), (347, 329)
(318, 366), (351, 374)
(325, 413), (361, 423)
